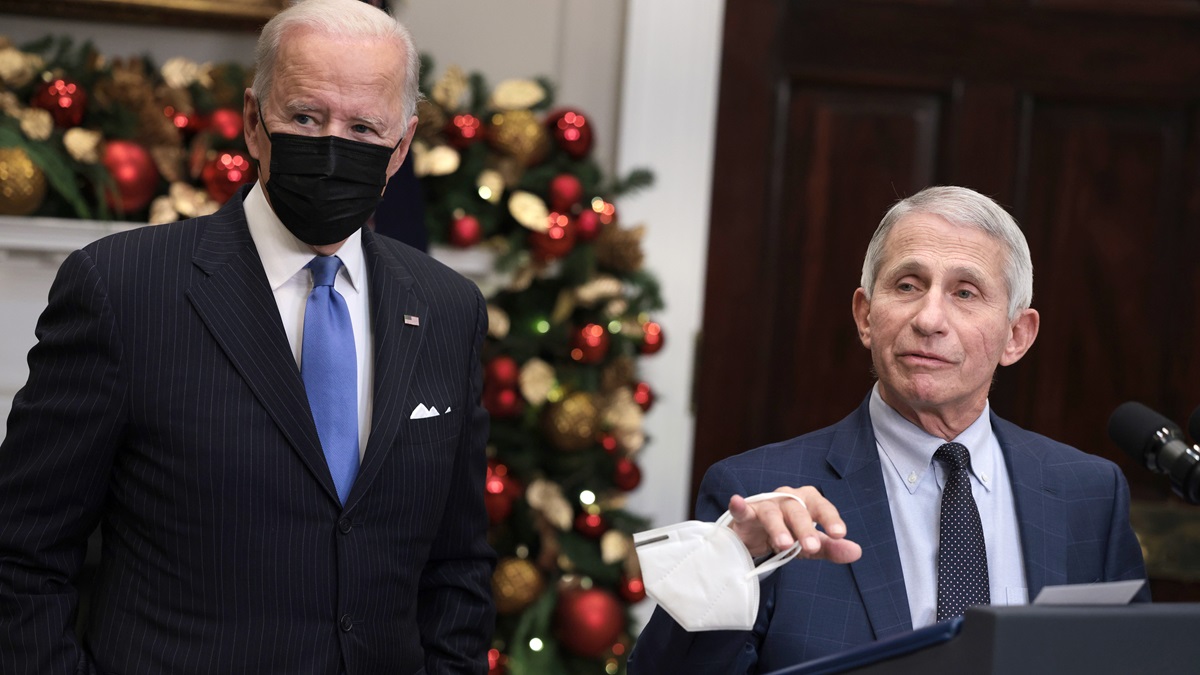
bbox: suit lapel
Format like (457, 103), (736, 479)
(344, 230), (427, 509)
(186, 196), (340, 505)
(823, 400), (914, 639)
(993, 413), (1067, 598)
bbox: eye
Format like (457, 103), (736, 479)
(955, 289), (975, 299)
(897, 282), (916, 292)
(351, 123), (372, 135)
(294, 114), (313, 125)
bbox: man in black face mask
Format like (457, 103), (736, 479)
(0, 1), (495, 674)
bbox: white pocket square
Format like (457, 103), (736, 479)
(410, 403), (442, 420)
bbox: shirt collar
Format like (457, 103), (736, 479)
(243, 181), (366, 292)
(869, 383), (996, 494)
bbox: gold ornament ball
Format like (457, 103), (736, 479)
(542, 391), (599, 452)
(488, 110), (549, 167)
(492, 557), (545, 615)
(0, 147), (47, 216)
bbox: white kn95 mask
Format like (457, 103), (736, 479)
(632, 492), (806, 632)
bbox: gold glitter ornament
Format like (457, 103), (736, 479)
(63, 127), (103, 164)
(488, 110), (549, 166)
(0, 147), (47, 216)
(492, 558), (546, 615)
(601, 530), (633, 565)
(508, 190), (549, 231)
(431, 65), (469, 110)
(543, 392), (600, 452)
(19, 108), (53, 141)
(147, 196), (178, 225)
(486, 304), (511, 340)
(600, 357), (635, 393)
(415, 99), (447, 141)
(518, 358), (555, 406)
(574, 275), (624, 307)
(490, 78), (546, 111)
(411, 141), (460, 177)
(603, 387), (644, 436)
(595, 223), (646, 273)
(527, 479), (574, 531)
(0, 47), (40, 88)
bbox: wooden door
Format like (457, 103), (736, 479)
(695, 0), (1200, 598)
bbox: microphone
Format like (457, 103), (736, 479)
(1107, 401), (1200, 504)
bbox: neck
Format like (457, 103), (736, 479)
(880, 389), (986, 441)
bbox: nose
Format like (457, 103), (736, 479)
(911, 292), (948, 336)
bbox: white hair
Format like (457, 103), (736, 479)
(860, 185), (1034, 320)
(252, 0), (420, 124)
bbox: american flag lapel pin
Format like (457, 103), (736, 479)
(404, 314), (420, 326)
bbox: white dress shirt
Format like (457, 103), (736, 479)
(869, 384), (1028, 628)
(243, 182), (374, 460)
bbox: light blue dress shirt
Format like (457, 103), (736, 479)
(868, 385), (1028, 628)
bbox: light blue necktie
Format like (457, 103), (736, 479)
(302, 255), (359, 504)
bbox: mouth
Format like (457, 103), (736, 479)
(898, 351), (952, 367)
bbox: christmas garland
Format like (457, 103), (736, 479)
(1, 36), (665, 675)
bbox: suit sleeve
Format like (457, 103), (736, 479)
(0, 249), (126, 675)
(628, 460), (778, 675)
(1103, 462), (1152, 602)
(417, 284), (497, 674)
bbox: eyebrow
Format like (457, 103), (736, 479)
(886, 260), (990, 287)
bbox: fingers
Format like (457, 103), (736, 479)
(727, 487), (855, 561)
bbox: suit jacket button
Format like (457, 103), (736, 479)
(338, 518), (352, 534)
(340, 614), (353, 632)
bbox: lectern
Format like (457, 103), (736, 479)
(772, 604), (1200, 675)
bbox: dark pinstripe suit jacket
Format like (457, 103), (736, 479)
(629, 397), (1149, 675)
(0, 191), (496, 674)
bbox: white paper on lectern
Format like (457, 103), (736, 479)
(1032, 579), (1146, 605)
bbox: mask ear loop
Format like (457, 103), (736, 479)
(711, 492), (808, 580)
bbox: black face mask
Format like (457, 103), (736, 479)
(260, 115), (400, 246)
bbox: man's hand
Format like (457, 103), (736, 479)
(728, 487), (862, 563)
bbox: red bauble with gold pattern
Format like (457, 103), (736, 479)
(102, 140), (160, 213)
(574, 512), (607, 538)
(528, 212), (576, 261)
(31, 77), (88, 128)
(449, 213), (483, 248)
(554, 587), (626, 658)
(613, 457), (642, 492)
(546, 108), (593, 159)
(486, 355), (520, 389)
(202, 151), (257, 204)
(444, 113), (483, 149)
(484, 386), (524, 419)
(619, 573), (647, 603)
(570, 323), (610, 364)
(548, 173), (583, 212)
(209, 107), (244, 141)
(640, 321), (665, 355)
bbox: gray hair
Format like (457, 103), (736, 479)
(860, 185), (1034, 320)
(252, 0), (421, 126)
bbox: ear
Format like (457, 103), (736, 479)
(999, 308), (1040, 366)
(852, 287), (872, 349)
(243, 88), (262, 161)
(385, 115), (419, 180)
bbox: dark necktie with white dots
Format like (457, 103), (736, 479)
(934, 442), (990, 621)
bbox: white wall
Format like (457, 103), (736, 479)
(0, 14), (257, 64)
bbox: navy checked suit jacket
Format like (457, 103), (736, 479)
(629, 397), (1148, 674)
(0, 191), (496, 675)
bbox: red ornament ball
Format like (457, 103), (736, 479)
(31, 77), (88, 128)
(486, 355), (520, 389)
(632, 381), (654, 412)
(202, 151), (256, 204)
(619, 574), (647, 603)
(548, 173), (583, 212)
(575, 208), (602, 242)
(484, 460), (523, 524)
(528, 211), (576, 261)
(598, 433), (619, 454)
(547, 108), (594, 159)
(484, 386), (524, 419)
(164, 106), (208, 135)
(444, 113), (483, 149)
(574, 512), (607, 538)
(640, 321), (665, 355)
(488, 648), (508, 675)
(102, 140), (160, 213)
(570, 323), (610, 364)
(449, 213), (483, 248)
(613, 457), (642, 492)
(209, 107), (244, 141)
(554, 587), (626, 658)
